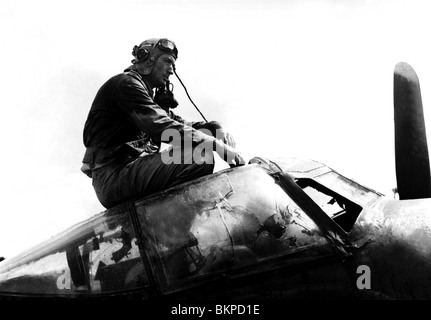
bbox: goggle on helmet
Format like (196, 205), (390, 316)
(131, 38), (178, 75)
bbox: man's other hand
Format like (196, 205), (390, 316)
(214, 139), (245, 167)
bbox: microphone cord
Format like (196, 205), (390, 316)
(173, 66), (208, 123)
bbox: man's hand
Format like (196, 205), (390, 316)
(207, 121), (236, 148)
(214, 139), (245, 167)
(222, 132), (236, 148)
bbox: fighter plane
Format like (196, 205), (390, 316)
(0, 62), (430, 300)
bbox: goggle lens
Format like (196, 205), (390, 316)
(158, 39), (178, 57)
(159, 39), (176, 51)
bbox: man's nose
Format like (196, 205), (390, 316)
(167, 64), (174, 75)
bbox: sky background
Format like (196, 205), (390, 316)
(1, 0), (431, 259)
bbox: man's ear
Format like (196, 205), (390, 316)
(136, 60), (153, 76)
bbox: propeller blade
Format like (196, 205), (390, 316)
(394, 62), (431, 199)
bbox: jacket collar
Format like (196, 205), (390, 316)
(124, 68), (154, 98)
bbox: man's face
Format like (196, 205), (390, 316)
(147, 54), (175, 88)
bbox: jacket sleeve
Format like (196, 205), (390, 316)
(169, 111), (220, 137)
(115, 75), (216, 147)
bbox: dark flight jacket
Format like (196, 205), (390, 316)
(81, 70), (216, 178)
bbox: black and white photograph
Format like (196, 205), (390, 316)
(1, 0), (431, 312)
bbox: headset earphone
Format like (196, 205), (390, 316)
(136, 47), (149, 61)
(132, 45), (150, 63)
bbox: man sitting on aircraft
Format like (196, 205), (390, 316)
(81, 38), (244, 208)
